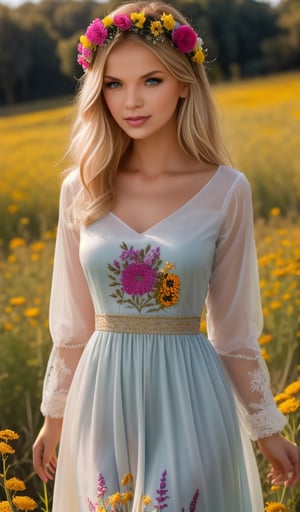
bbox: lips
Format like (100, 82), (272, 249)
(124, 116), (151, 127)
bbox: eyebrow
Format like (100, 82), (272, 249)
(103, 70), (165, 80)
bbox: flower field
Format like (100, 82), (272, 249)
(0, 72), (300, 510)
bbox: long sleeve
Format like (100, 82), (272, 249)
(206, 173), (286, 440)
(41, 171), (95, 418)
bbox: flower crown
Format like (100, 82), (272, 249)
(77, 11), (206, 71)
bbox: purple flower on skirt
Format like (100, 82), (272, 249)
(121, 263), (157, 295)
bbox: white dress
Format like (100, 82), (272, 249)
(41, 165), (286, 511)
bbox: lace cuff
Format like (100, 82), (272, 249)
(246, 403), (287, 441)
(41, 391), (67, 418)
(219, 350), (287, 441)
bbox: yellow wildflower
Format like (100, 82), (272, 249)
(131, 12), (146, 29)
(278, 396), (300, 415)
(0, 442), (15, 455)
(4, 323), (13, 332)
(0, 430), (19, 441)
(5, 477), (26, 491)
(121, 491), (133, 503)
(142, 495), (152, 505)
(121, 473), (134, 486)
(259, 334), (273, 345)
(261, 348), (270, 361)
(269, 301), (282, 310)
(150, 20), (163, 37)
(20, 217), (30, 225)
(10, 297), (26, 306)
(274, 393), (291, 404)
(12, 497), (38, 511)
(30, 241), (45, 252)
(9, 238), (26, 250)
(192, 49), (205, 64)
(270, 207), (281, 217)
(264, 502), (288, 512)
(24, 308), (40, 318)
(0, 501), (13, 512)
(7, 204), (19, 214)
(102, 16), (113, 27)
(284, 380), (300, 396)
(7, 254), (16, 264)
(161, 12), (175, 30)
(271, 485), (282, 491)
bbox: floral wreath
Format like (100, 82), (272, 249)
(77, 11), (206, 71)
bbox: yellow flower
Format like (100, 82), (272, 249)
(130, 12), (146, 29)
(12, 497), (38, 511)
(278, 396), (300, 415)
(259, 334), (273, 345)
(10, 297), (26, 306)
(30, 241), (45, 252)
(271, 485), (282, 491)
(0, 501), (13, 512)
(80, 35), (92, 49)
(4, 323), (13, 332)
(161, 12), (175, 30)
(7, 204), (19, 214)
(158, 273), (180, 307)
(5, 477), (26, 491)
(284, 380), (300, 396)
(121, 491), (133, 503)
(150, 20), (163, 37)
(270, 207), (281, 217)
(24, 308), (40, 318)
(0, 442), (15, 455)
(0, 430), (19, 441)
(108, 492), (122, 506)
(261, 348), (270, 361)
(102, 16), (113, 27)
(9, 238), (26, 250)
(20, 217), (30, 225)
(192, 48), (205, 64)
(269, 301), (282, 310)
(274, 392), (292, 404)
(121, 473), (133, 486)
(264, 502), (288, 512)
(142, 495), (152, 505)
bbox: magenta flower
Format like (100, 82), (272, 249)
(86, 18), (108, 46)
(77, 56), (90, 69)
(113, 14), (132, 31)
(172, 25), (197, 53)
(121, 263), (157, 295)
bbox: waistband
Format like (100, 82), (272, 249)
(95, 314), (200, 335)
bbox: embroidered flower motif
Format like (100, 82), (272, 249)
(107, 242), (180, 313)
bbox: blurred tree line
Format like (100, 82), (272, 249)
(0, 0), (299, 104)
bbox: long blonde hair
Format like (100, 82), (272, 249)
(68, 1), (231, 225)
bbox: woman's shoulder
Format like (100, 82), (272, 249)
(217, 165), (251, 196)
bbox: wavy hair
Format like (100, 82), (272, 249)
(68, 1), (231, 225)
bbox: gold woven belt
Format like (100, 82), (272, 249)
(95, 314), (200, 334)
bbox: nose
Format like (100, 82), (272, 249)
(125, 86), (143, 110)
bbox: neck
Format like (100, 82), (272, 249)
(123, 130), (195, 176)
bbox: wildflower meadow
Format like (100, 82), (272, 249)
(0, 71), (300, 511)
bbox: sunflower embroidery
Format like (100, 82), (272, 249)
(107, 242), (180, 313)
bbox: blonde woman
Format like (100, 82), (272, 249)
(33, 2), (299, 511)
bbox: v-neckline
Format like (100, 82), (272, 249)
(109, 165), (222, 235)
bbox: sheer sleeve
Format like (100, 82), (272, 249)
(206, 173), (286, 440)
(41, 171), (95, 418)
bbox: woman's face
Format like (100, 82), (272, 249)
(102, 39), (188, 141)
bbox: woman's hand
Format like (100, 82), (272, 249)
(32, 416), (63, 483)
(257, 432), (300, 487)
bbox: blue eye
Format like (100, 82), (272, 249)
(105, 81), (121, 89)
(146, 78), (162, 86)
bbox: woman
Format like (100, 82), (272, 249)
(33, 2), (299, 510)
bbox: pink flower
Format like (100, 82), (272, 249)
(86, 18), (108, 46)
(121, 263), (157, 295)
(113, 14), (132, 31)
(77, 56), (90, 69)
(172, 25), (197, 53)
